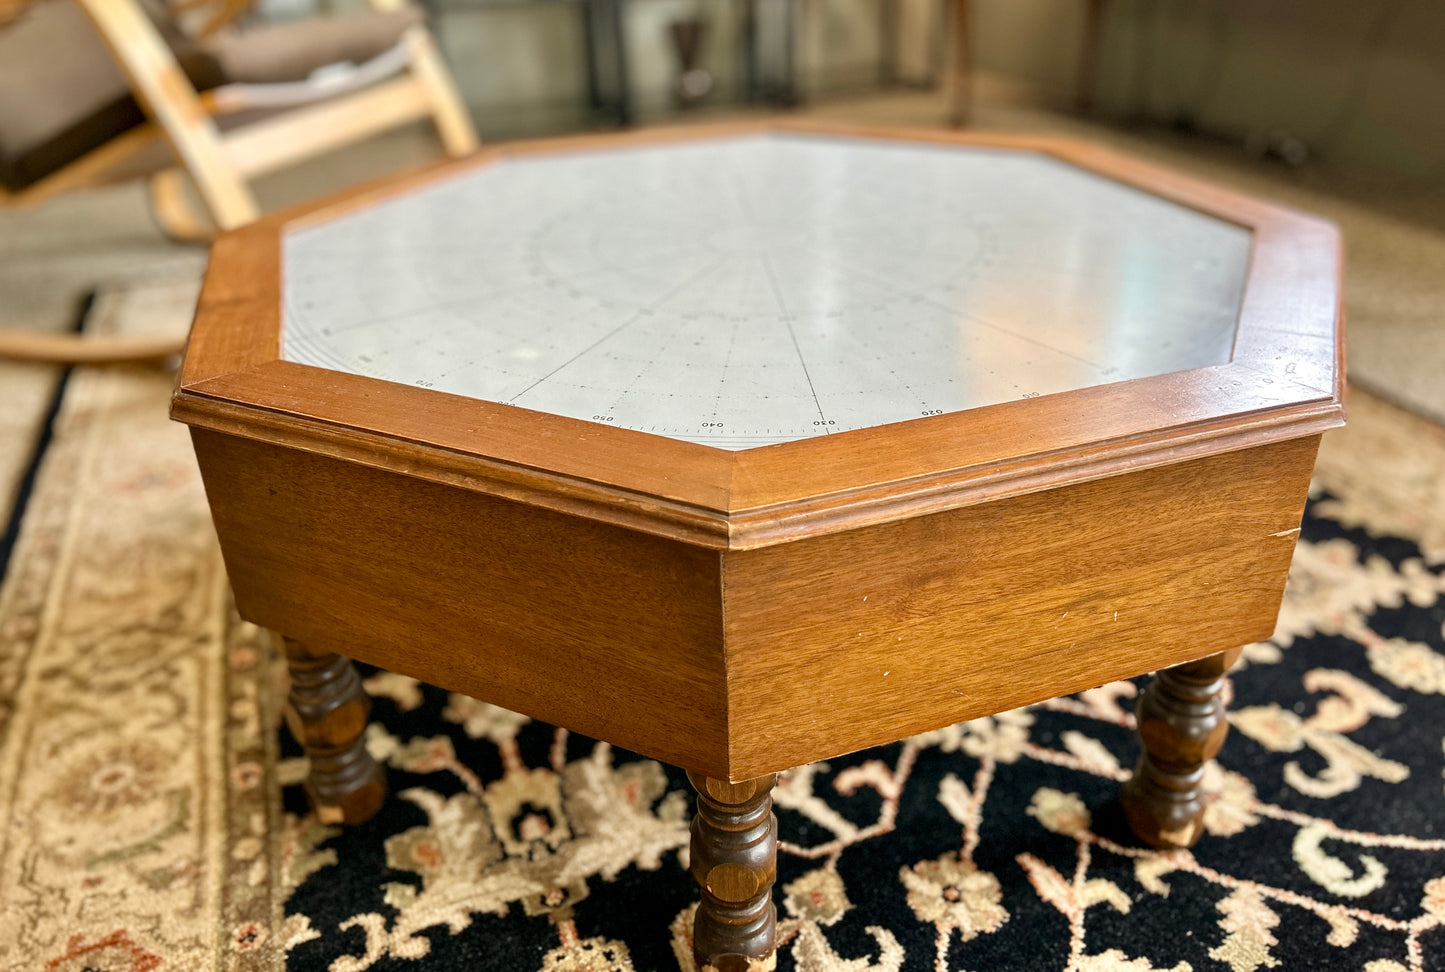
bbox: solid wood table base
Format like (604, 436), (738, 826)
(174, 122), (1342, 788)
(171, 122), (1342, 969)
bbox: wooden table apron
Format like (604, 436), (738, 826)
(186, 424), (1319, 781)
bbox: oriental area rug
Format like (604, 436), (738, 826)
(1, 280), (1444, 972)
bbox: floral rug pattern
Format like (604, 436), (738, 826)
(1, 287), (1444, 971)
(0, 283), (306, 972)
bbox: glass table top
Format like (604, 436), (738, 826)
(282, 133), (1251, 450)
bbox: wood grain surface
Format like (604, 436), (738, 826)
(189, 423), (1319, 780)
(281, 636), (388, 825)
(688, 773), (779, 968)
(1122, 651), (1234, 849)
(717, 435), (1318, 778)
(190, 428), (732, 774)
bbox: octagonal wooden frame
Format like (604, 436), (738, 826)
(172, 120), (1344, 553)
(172, 121), (1344, 780)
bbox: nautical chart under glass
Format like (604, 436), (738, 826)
(282, 133), (1252, 450)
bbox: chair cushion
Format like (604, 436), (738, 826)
(203, 6), (423, 85)
(0, 0), (222, 192)
(0, 0), (422, 193)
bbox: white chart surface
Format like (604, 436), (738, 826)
(283, 133), (1251, 449)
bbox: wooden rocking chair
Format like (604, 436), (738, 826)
(0, 0), (478, 363)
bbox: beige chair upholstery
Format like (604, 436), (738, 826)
(0, 0), (221, 190)
(0, 0), (439, 192)
(207, 6), (422, 84)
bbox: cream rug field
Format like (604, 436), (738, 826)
(0, 279), (296, 971)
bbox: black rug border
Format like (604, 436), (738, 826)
(0, 291), (89, 586)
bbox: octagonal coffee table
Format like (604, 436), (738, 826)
(171, 122), (1343, 970)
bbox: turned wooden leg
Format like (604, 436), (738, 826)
(687, 772), (778, 971)
(1122, 651), (1233, 849)
(282, 636), (387, 826)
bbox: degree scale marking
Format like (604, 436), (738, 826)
(760, 251), (829, 430)
(282, 133), (1252, 451)
(724, 148), (829, 431)
(506, 255), (731, 407)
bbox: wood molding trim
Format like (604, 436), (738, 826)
(173, 121), (1345, 552)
